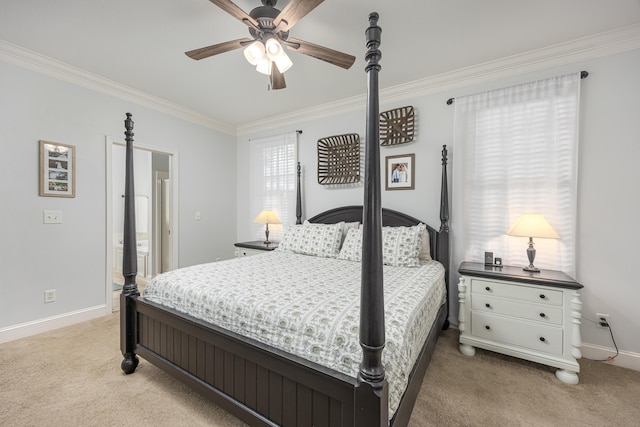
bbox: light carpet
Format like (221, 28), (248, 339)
(1, 313), (638, 426)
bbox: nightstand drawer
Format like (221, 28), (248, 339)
(471, 279), (562, 306)
(472, 311), (563, 355)
(472, 295), (563, 325)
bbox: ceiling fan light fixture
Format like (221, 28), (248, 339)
(274, 50), (293, 73)
(256, 57), (272, 75)
(265, 37), (283, 59)
(243, 40), (266, 66)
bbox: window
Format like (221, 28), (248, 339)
(452, 73), (581, 276)
(249, 132), (298, 241)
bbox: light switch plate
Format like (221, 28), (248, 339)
(44, 210), (62, 224)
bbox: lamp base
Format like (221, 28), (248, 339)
(524, 237), (540, 272)
(264, 240), (272, 245)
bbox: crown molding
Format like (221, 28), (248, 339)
(3, 23), (640, 138)
(237, 23), (640, 135)
(0, 39), (237, 136)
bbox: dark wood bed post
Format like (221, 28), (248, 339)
(296, 161), (302, 224)
(120, 112), (140, 374)
(439, 145), (451, 328)
(355, 12), (389, 426)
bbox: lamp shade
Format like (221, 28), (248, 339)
(507, 214), (559, 239)
(273, 50), (293, 73)
(253, 210), (281, 225)
(243, 40), (266, 66)
(265, 38), (283, 59)
(255, 57), (272, 75)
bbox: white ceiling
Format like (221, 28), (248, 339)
(1, 0), (639, 131)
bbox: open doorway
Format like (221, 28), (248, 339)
(106, 137), (178, 312)
(154, 170), (172, 275)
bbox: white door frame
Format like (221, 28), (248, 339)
(105, 136), (179, 312)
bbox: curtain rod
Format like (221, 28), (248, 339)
(445, 71), (589, 105)
(248, 130), (302, 141)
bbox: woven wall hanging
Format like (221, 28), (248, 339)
(380, 105), (415, 146)
(317, 133), (360, 185)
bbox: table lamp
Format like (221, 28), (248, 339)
(507, 214), (559, 272)
(253, 210), (281, 244)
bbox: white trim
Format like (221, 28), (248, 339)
(0, 39), (236, 136)
(0, 306), (107, 344)
(581, 342), (640, 372)
(237, 23), (640, 135)
(2, 24), (639, 136)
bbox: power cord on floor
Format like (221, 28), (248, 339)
(582, 316), (619, 362)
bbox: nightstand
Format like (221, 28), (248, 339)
(457, 261), (583, 384)
(234, 241), (278, 257)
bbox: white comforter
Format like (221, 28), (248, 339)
(142, 251), (445, 418)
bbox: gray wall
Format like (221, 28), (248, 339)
(0, 60), (237, 333)
(237, 48), (640, 358)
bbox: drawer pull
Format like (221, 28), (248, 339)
(539, 294), (546, 299)
(485, 286), (492, 291)
(485, 325), (491, 330)
(539, 337), (546, 342)
(485, 303), (492, 308)
(539, 313), (546, 318)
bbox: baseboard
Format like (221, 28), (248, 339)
(0, 305), (109, 344)
(579, 342), (640, 372)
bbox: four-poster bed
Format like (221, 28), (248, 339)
(120, 13), (450, 427)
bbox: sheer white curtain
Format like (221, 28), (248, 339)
(249, 132), (298, 241)
(452, 73), (581, 277)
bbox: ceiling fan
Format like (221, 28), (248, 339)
(185, 0), (356, 90)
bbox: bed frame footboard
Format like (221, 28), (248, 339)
(123, 295), (447, 427)
(133, 297), (366, 427)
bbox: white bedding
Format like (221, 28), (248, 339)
(142, 251), (445, 418)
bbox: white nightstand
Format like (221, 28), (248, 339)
(457, 262), (583, 384)
(234, 241), (278, 257)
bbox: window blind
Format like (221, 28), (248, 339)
(249, 132), (298, 241)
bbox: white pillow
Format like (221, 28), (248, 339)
(277, 222), (345, 258)
(337, 223), (426, 267)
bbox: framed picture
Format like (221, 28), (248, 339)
(385, 153), (415, 191)
(39, 140), (75, 197)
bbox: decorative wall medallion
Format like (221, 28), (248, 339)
(317, 133), (360, 185)
(380, 105), (415, 146)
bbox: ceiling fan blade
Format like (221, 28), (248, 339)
(274, 0), (324, 32)
(270, 65), (286, 90)
(185, 38), (252, 60)
(286, 38), (355, 69)
(208, 0), (258, 27)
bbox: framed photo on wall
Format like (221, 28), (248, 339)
(39, 140), (76, 197)
(385, 153), (415, 191)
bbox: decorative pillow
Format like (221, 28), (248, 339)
(341, 221), (361, 246)
(277, 222), (345, 258)
(382, 224), (425, 267)
(303, 220), (360, 248)
(337, 223), (426, 267)
(336, 227), (362, 262)
(419, 224), (432, 262)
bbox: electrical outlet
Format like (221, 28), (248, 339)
(44, 289), (56, 303)
(596, 312), (610, 328)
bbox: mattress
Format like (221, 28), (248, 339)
(142, 251), (446, 418)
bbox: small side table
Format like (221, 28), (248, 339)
(234, 241), (278, 257)
(457, 261), (583, 384)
